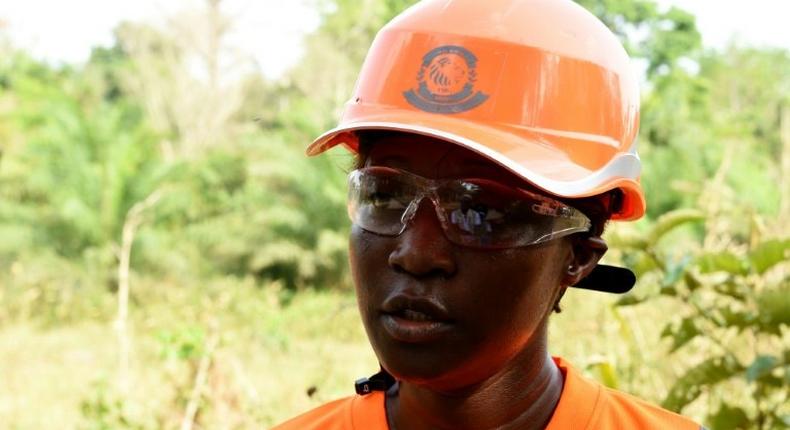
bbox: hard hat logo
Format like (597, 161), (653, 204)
(403, 45), (489, 114)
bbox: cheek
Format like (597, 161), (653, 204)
(455, 245), (567, 344)
(418, 245), (568, 387)
(349, 226), (382, 279)
(469, 245), (564, 309)
(349, 228), (369, 298)
(348, 227), (386, 320)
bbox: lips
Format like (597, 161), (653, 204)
(380, 295), (453, 343)
(398, 309), (436, 322)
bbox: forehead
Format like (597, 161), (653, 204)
(363, 132), (537, 190)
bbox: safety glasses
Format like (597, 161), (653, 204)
(347, 166), (592, 249)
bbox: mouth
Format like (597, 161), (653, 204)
(380, 296), (453, 343)
(389, 309), (440, 322)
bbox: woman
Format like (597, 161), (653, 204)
(275, 0), (703, 428)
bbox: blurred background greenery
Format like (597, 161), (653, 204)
(0, 0), (788, 429)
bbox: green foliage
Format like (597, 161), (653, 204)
(696, 250), (748, 275)
(708, 403), (751, 430)
(661, 316), (701, 353)
(611, 204), (790, 427)
(153, 136), (352, 289)
(157, 326), (207, 361)
(662, 355), (744, 412)
(0, 48), (170, 264)
(80, 380), (153, 430)
(756, 286), (790, 329)
(574, 0), (701, 75)
(0, 251), (114, 327)
(587, 360), (620, 389)
(750, 239), (790, 275)
(278, 0), (420, 136)
(1, 0), (789, 428)
(746, 355), (779, 383)
(648, 209), (705, 244)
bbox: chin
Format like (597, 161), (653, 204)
(369, 332), (492, 391)
(380, 343), (451, 380)
(367, 326), (453, 379)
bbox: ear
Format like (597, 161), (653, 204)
(563, 236), (608, 287)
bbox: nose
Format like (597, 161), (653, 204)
(388, 198), (457, 279)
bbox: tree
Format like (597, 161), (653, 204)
(117, 0), (252, 158)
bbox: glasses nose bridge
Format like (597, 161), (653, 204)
(399, 185), (445, 228)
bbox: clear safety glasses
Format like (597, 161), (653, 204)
(347, 166), (592, 249)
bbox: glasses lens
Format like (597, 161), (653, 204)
(348, 167), (415, 236)
(437, 179), (591, 248)
(347, 167), (591, 248)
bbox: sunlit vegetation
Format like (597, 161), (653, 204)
(0, 0), (787, 428)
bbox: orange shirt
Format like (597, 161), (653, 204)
(273, 357), (703, 430)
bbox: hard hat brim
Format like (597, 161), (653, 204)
(307, 112), (645, 221)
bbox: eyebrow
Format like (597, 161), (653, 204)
(455, 160), (518, 181)
(369, 154), (523, 183)
(367, 154), (410, 168)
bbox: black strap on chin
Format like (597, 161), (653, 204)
(354, 368), (396, 395)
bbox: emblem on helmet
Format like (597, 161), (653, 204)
(403, 45), (489, 114)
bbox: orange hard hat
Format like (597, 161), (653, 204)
(306, 0), (645, 221)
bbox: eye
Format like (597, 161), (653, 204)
(363, 189), (407, 210)
(369, 191), (398, 208)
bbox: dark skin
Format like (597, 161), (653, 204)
(349, 133), (608, 430)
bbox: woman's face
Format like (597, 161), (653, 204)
(349, 133), (578, 392)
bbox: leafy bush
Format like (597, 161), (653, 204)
(611, 207), (789, 428)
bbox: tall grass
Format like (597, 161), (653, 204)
(0, 274), (714, 428)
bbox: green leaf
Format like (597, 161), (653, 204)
(610, 306), (637, 347)
(756, 284), (790, 329)
(695, 251), (748, 275)
(683, 272), (702, 291)
(661, 255), (691, 290)
(746, 355), (778, 382)
(614, 294), (647, 307)
(660, 321), (673, 338)
(648, 208), (705, 244)
(629, 253), (660, 277)
(711, 279), (747, 301)
(587, 361), (619, 389)
(749, 238), (790, 274)
(662, 355), (743, 412)
(715, 307), (755, 331)
(756, 374), (785, 389)
(606, 230), (648, 250)
(707, 403), (750, 430)
(662, 317), (701, 353)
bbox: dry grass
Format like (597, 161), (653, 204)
(1, 283), (715, 429)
